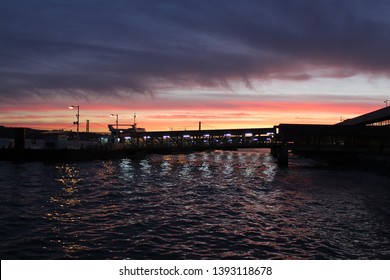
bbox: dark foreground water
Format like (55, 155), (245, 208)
(1, 149), (389, 259)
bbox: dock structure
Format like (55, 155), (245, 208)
(274, 106), (390, 164)
(114, 127), (276, 151)
(108, 107), (390, 164)
(2, 107), (390, 164)
(276, 123), (390, 153)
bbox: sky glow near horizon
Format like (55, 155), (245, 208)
(1, 0), (390, 132)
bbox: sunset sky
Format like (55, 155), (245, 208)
(1, 0), (390, 132)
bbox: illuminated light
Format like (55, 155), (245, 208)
(163, 135), (170, 139)
(245, 133), (253, 137)
(224, 133), (231, 137)
(183, 134), (190, 138)
(203, 134), (210, 137)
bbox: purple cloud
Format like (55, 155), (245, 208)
(1, 0), (390, 100)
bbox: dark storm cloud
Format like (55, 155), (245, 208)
(1, 0), (390, 98)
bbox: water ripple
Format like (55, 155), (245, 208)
(1, 149), (390, 259)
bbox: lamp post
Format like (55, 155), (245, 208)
(110, 114), (119, 143)
(69, 105), (80, 139)
(385, 100), (388, 107)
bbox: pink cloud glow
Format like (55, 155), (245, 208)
(1, 98), (381, 132)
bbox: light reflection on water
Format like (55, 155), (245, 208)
(0, 149), (389, 259)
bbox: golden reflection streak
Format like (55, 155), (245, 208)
(46, 163), (86, 255)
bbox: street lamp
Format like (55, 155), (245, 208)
(69, 105), (80, 139)
(110, 114), (119, 143)
(384, 100), (388, 107)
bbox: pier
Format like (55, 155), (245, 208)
(1, 107), (390, 164)
(274, 106), (390, 164)
(113, 127), (276, 150)
(106, 106), (390, 165)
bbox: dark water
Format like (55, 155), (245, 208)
(1, 149), (389, 259)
